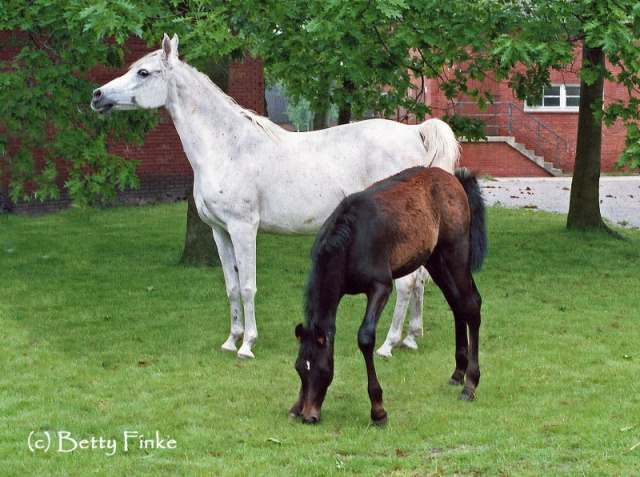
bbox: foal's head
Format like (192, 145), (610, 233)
(293, 324), (334, 424)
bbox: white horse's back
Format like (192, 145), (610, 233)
(253, 118), (458, 234)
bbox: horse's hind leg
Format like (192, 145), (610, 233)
(427, 247), (482, 401)
(212, 227), (245, 353)
(402, 266), (428, 350)
(226, 221), (259, 359)
(376, 273), (414, 357)
(359, 281), (392, 425)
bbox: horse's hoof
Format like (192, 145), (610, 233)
(400, 337), (419, 350)
(236, 349), (255, 359)
(459, 388), (476, 401)
(220, 341), (238, 353)
(375, 345), (393, 358)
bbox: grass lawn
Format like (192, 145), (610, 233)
(1, 203), (639, 476)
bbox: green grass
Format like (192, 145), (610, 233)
(1, 203), (639, 476)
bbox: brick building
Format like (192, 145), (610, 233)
(421, 54), (631, 177)
(1, 34), (634, 213)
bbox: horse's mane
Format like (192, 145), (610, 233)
(158, 52), (282, 141)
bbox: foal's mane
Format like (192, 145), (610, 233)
(310, 199), (355, 260)
(304, 199), (356, 327)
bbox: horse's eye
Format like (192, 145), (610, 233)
(138, 69), (150, 78)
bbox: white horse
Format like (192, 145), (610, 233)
(91, 34), (459, 359)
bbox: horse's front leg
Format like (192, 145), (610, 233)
(359, 281), (392, 425)
(212, 227), (244, 353)
(226, 221), (259, 359)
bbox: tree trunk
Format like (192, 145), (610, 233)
(337, 106), (351, 125)
(566, 45), (612, 233)
(179, 59), (230, 266)
(179, 185), (220, 267)
(338, 79), (354, 125)
(313, 108), (330, 130)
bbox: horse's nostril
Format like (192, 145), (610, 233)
(93, 89), (102, 99)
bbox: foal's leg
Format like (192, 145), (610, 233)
(358, 281), (392, 425)
(212, 227), (244, 354)
(427, 249), (482, 401)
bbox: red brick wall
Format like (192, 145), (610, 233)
(460, 141), (554, 177)
(423, 47), (633, 174)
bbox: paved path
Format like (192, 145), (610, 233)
(479, 176), (640, 229)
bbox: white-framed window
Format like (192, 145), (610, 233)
(525, 84), (580, 112)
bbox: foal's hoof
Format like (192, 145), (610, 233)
(372, 416), (388, 428)
(459, 388), (476, 402)
(288, 405), (302, 420)
(371, 410), (388, 427)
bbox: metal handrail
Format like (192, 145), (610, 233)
(450, 102), (568, 169)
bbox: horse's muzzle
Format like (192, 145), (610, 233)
(91, 89), (113, 114)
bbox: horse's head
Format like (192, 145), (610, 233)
(91, 34), (178, 114)
(292, 323), (334, 424)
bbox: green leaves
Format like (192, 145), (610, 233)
(77, 0), (146, 43)
(1, 1), (162, 206)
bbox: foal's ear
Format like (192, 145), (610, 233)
(295, 323), (305, 343)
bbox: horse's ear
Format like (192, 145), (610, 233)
(162, 33), (171, 56)
(162, 33), (179, 60)
(170, 34), (179, 55)
(295, 324), (305, 343)
(315, 329), (326, 346)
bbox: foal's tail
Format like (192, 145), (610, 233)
(418, 118), (460, 174)
(455, 168), (488, 271)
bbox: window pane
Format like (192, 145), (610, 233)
(565, 85), (580, 97)
(566, 96), (580, 107)
(544, 96), (560, 107)
(544, 86), (561, 96)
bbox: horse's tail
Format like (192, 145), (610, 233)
(455, 168), (488, 271)
(417, 118), (460, 174)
